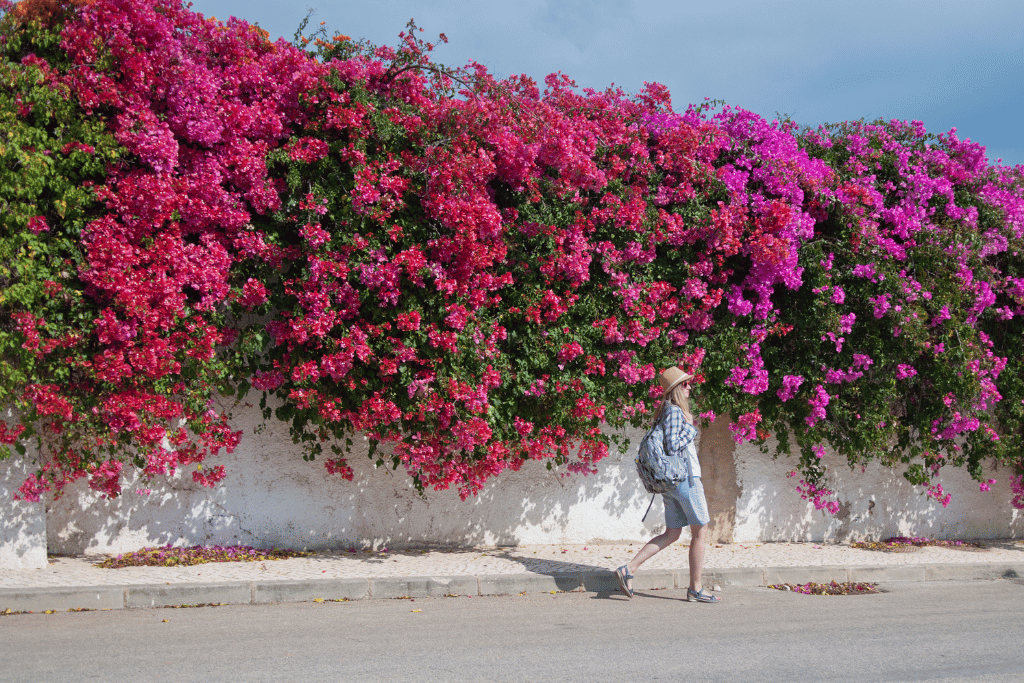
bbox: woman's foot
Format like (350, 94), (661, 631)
(686, 586), (720, 603)
(615, 565), (634, 598)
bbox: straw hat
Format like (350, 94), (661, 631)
(659, 366), (694, 394)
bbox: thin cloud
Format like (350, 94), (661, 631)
(191, 0), (1024, 164)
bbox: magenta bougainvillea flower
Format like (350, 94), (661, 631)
(1, 0), (1022, 513)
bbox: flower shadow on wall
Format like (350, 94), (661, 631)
(43, 406), (653, 554)
(732, 440), (1023, 542)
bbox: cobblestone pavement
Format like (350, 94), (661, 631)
(3, 540), (1023, 589)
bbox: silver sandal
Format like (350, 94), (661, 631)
(615, 565), (634, 599)
(687, 587), (720, 603)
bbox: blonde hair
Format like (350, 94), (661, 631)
(653, 383), (693, 425)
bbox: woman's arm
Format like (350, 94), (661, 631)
(662, 404), (698, 460)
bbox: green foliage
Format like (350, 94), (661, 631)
(0, 13), (120, 426)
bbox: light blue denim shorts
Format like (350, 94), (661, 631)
(663, 477), (710, 528)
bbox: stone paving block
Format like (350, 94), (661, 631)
(710, 567), (766, 586)
(580, 569), (673, 594)
(0, 586), (123, 613)
(581, 569), (675, 593)
(581, 571), (620, 594)
(441, 576), (482, 596)
(630, 569), (675, 592)
(923, 563), (1024, 582)
(478, 573), (581, 596)
(254, 579), (370, 604)
(125, 582), (252, 609)
(850, 565), (927, 583)
(764, 566), (850, 586)
(370, 575), (479, 599)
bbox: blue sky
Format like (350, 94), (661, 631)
(189, 0), (1024, 167)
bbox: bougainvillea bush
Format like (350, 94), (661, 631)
(745, 119), (1024, 511)
(1, 0), (1022, 511)
(1, 0), (326, 500)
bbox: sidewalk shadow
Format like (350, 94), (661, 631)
(309, 546), (617, 575)
(503, 548), (614, 573)
(978, 539), (1024, 552)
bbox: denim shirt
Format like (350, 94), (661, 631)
(661, 403), (700, 483)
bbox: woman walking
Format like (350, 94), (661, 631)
(615, 366), (720, 603)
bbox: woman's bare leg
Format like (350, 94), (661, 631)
(623, 527), (682, 590)
(688, 523), (707, 591)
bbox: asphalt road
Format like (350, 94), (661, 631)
(2, 579), (1023, 682)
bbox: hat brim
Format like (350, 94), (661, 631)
(662, 372), (694, 394)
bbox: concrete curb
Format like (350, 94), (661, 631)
(4, 563), (1023, 613)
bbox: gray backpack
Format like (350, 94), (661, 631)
(635, 418), (688, 495)
(634, 410), (694, 521)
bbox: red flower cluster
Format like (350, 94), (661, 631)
(2, 1), (1023, 510)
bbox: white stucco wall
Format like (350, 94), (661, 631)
(0, 397), (1017, 566)
(45, 406), (665, 556)
(1, 455), (47, 569)
(733, 438), (1024, 543)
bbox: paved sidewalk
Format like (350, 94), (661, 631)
(3, 540), (1023, 613)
